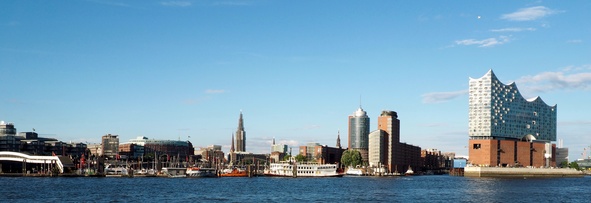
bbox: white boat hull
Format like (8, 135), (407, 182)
(265, 163), (343, 177)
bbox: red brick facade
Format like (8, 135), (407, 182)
(469, 139), (555, 167)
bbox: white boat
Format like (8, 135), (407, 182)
(265, 162), (343, 177)
(105, 164), (128, 176)
(405, 166), (414, 176)
(162, 167), (187, 178)
(345, 167), (364, 176)
(186, 167), (217, 178)
(134, 169), (156, 176)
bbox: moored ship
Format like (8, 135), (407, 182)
(405, 166), (414, 176)
(265, 162), (343, 177)
(186, 167), (217, 178)
(219, 168), (249, 177)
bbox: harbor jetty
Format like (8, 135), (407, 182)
(464, 166), (584, 178)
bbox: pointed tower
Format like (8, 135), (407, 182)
(235, 111), (246, 152)
(230, 133), (235, 153)
(336, 130), (342, 148)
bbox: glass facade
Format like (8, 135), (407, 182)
(469, 70), (557, 141)
(349, 108), (370, 149)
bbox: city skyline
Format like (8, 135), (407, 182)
(1, 1), (590, 158)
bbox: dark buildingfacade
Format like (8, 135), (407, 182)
(101, 134), (119, 159)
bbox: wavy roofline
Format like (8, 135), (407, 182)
(472, 69), (556, 108)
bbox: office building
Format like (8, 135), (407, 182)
(468, 70), (557, 167)
(348, 107), (370, 163)
(101, 134), (119, 159)
(368, 129), (387, 167)
(126, 136), (194, 161)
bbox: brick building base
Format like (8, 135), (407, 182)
(469, 139), (555, 167)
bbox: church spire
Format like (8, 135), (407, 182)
(230, 133), (235, 152)
(236, 111), (246, 152)
(336, 130), (341, 148)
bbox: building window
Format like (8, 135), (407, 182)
(473, 144), (481, 149)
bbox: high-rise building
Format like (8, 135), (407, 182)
(348, 107), (370, 163)
(101, 134), (119, 159)
(368, 129), (387, 167)
(378, 110), (400, 172)
(468, 70), (557, 167)
(235, 111), (246, 152)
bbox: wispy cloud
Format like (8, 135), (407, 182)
(567, 39), (583, 44)
(559, 120), (591, 126)
(243, 136), (295, 154)
(422, 90), (468, 104)
(455, 36), (510, 47)
(213, 1), (252, 6)
(515, 65), (591, 94)
(420, 123), (449, 128)
(205, 89), (226, 94)
(290, 125), (322, 131)
(490, 27), (536, 32)
(85, 0), (134, 8)
(500, 6), (558, 21)
(161, 1), (192, 7)
(2, 21), (20, 26)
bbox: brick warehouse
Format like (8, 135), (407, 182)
(469, 139), (555, 167)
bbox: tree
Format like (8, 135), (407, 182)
(341, 150), (362, 167)
(569, 161), (580, 170)
(282, 154), (292, 161)
(350, 150), (362, 167)
(295, 154), (306, 162)
(341, 150), (352, 167)
(559, 160), (569, 168)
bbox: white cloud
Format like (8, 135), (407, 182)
(490, 27), (536, 32)
(205, 89), (225, 94)
(422, 90), (468, 104)
(161, 1), (192, 7)
(515, 66), (591, 94)
(500, 6), (558, 21)
(455, 36), (510, 47)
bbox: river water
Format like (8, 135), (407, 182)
(1, 175), (590, 202)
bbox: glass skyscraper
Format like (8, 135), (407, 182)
(348, 107), (370, 162)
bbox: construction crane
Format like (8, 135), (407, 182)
(582, 145), (591, 160)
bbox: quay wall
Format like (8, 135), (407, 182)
(464, 166), (584, 178)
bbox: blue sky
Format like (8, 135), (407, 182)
(1, 1), (590, 159)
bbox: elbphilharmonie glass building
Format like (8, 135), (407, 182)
(469, 70), (557, 142)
